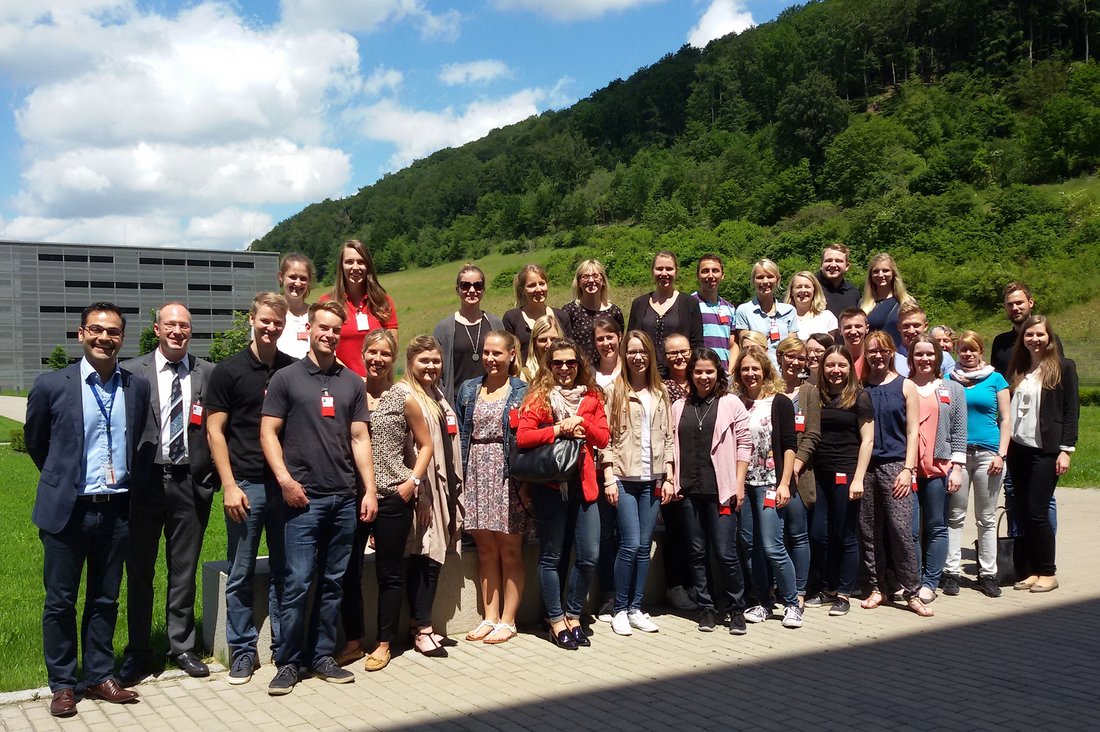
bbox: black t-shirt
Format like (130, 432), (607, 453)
(677, 396), (719, 496)
(814, 390), (873, 475)
(262, 357), (369, 496)
(991, 329), (1064, 377)
(452, 317), (489, 394)
(816, 273), (861, 319)
(205, 346), (298, 482)
(502, 307), (572, 362)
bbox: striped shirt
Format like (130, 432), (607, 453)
(692, 292), (736, 369)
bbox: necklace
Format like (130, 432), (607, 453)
(461, 315), (483, 361)
(692, 396), (716, 431)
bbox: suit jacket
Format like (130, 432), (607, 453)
(121, 351), (218, 495)
(1037, 357), (1080, 454)
(26, 362), (151, 534)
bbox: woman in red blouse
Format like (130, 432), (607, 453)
(320, 239), (398, 377)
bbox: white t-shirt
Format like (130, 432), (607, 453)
(637, 389), (653, 481)
(796, 309), (839, 340)
(1010, 371), (1043, 449)
(276, 310), (310, 359)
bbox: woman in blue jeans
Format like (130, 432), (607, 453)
(601, 331), (674, 636)
(734, 345), (802, 629)
(516, 339), (610, 650)
(907, 335), (967, 604)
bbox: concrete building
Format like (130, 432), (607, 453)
(0, 239), (279, 390)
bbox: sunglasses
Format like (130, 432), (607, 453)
(458, 281), (486, 291)
(550, 359), (578, 369)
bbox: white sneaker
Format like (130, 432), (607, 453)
(596, 601), (614, 623)
(611, 611), (632, 636)
(782, 605), (804, 629)
(744, 605), (770, 624)
(666, 585), (698, 611)
(627, 610), (659, 633)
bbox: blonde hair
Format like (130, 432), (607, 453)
(571, 259), (610, 305)
(361, 329), (398, 385)
(522, 314), (562, 382)
(402, 335), (444, 420)
(752, 258), (781, 289)
(609, 331), (667, 435)
(250, 292), (288, 318)
(739, 330), (768, 350)
(955, 329), (984, 354)
(784, 271), (827, 315)
(775, 333), (805, 361)
(733, 345), (784, 399)
(485, 330), (521, 378)
(513, 264), (549, 308)
(861, 253), (915, 313)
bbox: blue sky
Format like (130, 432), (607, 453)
(0, 0), (793, 250)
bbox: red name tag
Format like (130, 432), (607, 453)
(321, 395), (335, 417)
(794, 414), (806, 433)
(835, 472), (848, 485)
(718, 313), (730, 325)
(912, 474), (918, 492)
(764, 489), (777, 509)
(446, 413), (458, 435)
(719, 503), (732, 516)
(509, 408), (519, 430)
(939, 388), (951, 404)
(770, 322), (781, 342)
(189, 403), (203, 426)
(297, 325), (308, 341)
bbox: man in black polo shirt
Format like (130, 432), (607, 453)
(261, 300), (378, 696)
(816, 243), (861, 318)
(205, 293), (296, 685)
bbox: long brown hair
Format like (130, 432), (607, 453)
(609, 331), (667, 435)
(523, 338), (601, 411)
(331, 240), (392, 322)
(817, 345), (861, 409)
(1008, 315), (1063, 390)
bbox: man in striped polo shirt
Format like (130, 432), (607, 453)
(691, 253), (737, 371)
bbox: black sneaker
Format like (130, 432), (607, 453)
(804, 591), (834, 608)
(728, 613), (747, 636)
(313, 656), (355, 684)
(227, 653), (257, 686)
(268, 665), (298, 696)
(978, 575), (1003, 598)
(942, 574), (961, 596)
(697, 608), (718, 632)
(828, 597), (851, 616)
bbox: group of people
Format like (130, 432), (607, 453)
(26, 239), (1079, 717)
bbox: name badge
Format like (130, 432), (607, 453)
(297, 323), (309, 341)
(794, 413), (806, 433)
(769, 321), (781, 342)
(103, 462), (116, 485)
(835, 472), (848, 486)
(355, 312), (371, 332)
(912, 473), (919, 492)
(718, 502), (732, 516)
(718, 313), (730, 325)
(764, 489), (777, 509)
(938, 388), (951, 404)
(190, 402), (204, 426)
(509, 408), (519, 430)
(321, 394), (335, 417)
(446, 413), (458, 435)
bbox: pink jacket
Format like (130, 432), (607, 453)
(671, 394), (750, 507)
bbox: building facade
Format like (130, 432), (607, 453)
(0, 240), (279, 390)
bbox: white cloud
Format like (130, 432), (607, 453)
(439, 60), (512, 86)
(688, 0), (754, 48)
(279, 0), (461, 40)
(362, 66), (404, 96)
(185, 207), (274, 243)
(489, 0), (663, 21)
(0, 213), (185, 248)
(350, 87), (557, 169)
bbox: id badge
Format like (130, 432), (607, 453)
(446, 413), (458, 435)
(509, 408), (519, 430)
(321, 394), (335, 417)
(104, 462), (116, 485)
(764, 489), (777, 509)
(355, 312), (371, 332)
(912, 472), (919, 492)
(718, 312), (730, 325)
(835, 472), (848, 486)
(794, 413), (806, 433)
(190, 402), (204, 426)
(719, 502), (731, 516)
(297, 323), (309, 341)
(769, 321), (781, 342)
(938, 388), (951, 404)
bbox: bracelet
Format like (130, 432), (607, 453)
(902, 466), (914, 473)
(998, 454), (1007, 460)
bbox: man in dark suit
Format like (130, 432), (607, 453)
(26, 302), (151, 717)
(119, 302), (216, 682)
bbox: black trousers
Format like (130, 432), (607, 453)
(372, 494), (413, 644)
(1006, 442), (1059, 576)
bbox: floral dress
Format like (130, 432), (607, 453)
(465, 394), (529, 535)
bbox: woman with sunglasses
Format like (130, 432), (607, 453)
(562, 259), (624, 368)
(672, 348), (751, 635)
(433, 264), (505, 406)
(516, 339), (609, 650)
(319, 239), (398, 377)
(504, 264), (572, 362)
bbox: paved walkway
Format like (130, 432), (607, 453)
(0, 396), (26, 423)
(4, 489), (1099, 731)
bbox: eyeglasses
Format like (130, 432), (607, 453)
(550, 359), (578, 369)
(83, 324), (123, 338)
(666, 349), (691, 358)
(626, 350), (649, 358)
(458, 281), (485, 292)
(579, 274), (603, 283)
(161, 321), (192, 331)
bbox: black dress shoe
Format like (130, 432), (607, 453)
(49, 689), (77, 717)
(550, 629), (578, 650)
(84, 679), (140, 704)
(570, 625), (591, 647)
(171, 651), (210, 678)
(118, 654), (153, 686)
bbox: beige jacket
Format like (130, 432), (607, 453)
(601, 383), (675, 480)
(404, 387), (465, 565)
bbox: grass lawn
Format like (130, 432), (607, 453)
(0, 446), (231, 693)
(0, 415), (23, 439)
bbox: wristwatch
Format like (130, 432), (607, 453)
(412, 476), (423, 488)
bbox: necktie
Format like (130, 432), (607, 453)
(168, 361), (185, 463)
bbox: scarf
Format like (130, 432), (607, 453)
(950, 361), (994, 387)
(548, 384), (588, 498)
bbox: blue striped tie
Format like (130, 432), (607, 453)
(168, 361), (185, 463)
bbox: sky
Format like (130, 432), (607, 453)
(0, 0), (793, 251)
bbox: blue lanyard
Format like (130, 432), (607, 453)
(90, 377), (117, 461)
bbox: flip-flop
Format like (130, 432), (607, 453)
(465, 620), (496, 641)
(483, 623), (517, 645)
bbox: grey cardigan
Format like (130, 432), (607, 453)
(433, 312), (505, 406)
(929, 378), (968, 464)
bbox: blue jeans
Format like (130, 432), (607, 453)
(224, 479), (285, 663)
(682, 494), (746, 614)
(784, 491), (810, 597)
(533, 482), (600, 622)
(912, 476), (948, 591)
(41, 498), (128, 691)
(816, 473), (860, 596)
(276, 493), (356, 668)
(740, 485), (798, 609)
(612, 479), (661, 613)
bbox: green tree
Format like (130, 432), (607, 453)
(774, 71), (851, 169)
(46, 345), (70, 370)
(138, 308), (158, 355)
(208, 311), (251, 363)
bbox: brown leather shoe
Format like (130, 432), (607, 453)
(49, 689), (77, 717)
(84, 679), (140, 704)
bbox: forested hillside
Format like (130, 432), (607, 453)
(253, 0), (1100, 327)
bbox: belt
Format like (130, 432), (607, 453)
(77, 492), (128, 503)
(154, 462), (191, 476)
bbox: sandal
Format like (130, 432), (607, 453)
(465, 620), (496, 641)
(860, 591), (885, 610)
(414, 629), (448, 658)
(364, 648), (391, 672)
(907, 597), (934, 617)
(483, 623), (517, 645)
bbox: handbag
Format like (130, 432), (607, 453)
(987, 505), (1017, 587)
(509, 434), (582, 484)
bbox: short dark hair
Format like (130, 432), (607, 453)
(1003, 281), (1032, 301)
(697, 253), (724, 273)
(81, 302), (126, 331)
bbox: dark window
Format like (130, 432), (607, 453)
(210, 260), (231, 268)
(120, 307), (140, 314)
(115, 281), (138, 289)
(140, 282), (163, 290)
(188, 259), (210, 267)
(90, 280), (114, 288)
(66, 331), (78, 339)
(64, 254), (88, 262)
(188, 284), (209, 291)
(65, 280), (88, 288)
(232, 260), (254, 269)
(38, 253), (63, 262)
(140, 257), (163, 265)
(190, 332), (216, 339)
(163, 258), (185, 266)
(211, 284), (232, 292)
(39, 306), (65, 313)
(89, 255), (114, 263)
